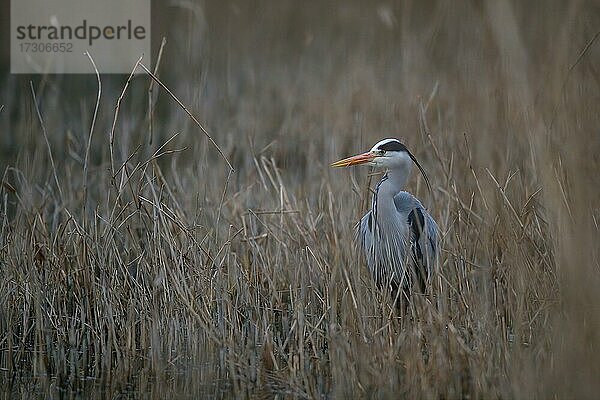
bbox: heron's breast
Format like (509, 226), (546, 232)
(371, 211), (410, 251)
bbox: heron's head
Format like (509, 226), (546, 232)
(331, 138), (432, 191)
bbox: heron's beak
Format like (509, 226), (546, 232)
(330, 151), (376, 167)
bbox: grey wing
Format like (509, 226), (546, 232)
(408, 208), (438, 263)
(395, 192), (439, 290)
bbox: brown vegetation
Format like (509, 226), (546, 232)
(1, 1), (599, 398)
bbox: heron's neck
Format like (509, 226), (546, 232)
(372, 167), (410, 222)
(376, 168), (410, 200)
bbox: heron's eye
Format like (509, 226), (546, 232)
(376, 149), (385, 156)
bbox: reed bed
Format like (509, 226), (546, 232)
(0, 1), (599, 398)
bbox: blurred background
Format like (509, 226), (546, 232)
(0, 0), (599, 398)
(1, 1), (599, 172)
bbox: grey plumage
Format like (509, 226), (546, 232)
(359, 185), (438, 296)
(332, 138), (439, 301)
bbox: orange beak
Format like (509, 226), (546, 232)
(330, 151), (376, 168)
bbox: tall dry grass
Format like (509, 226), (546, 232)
(0, 1), (599, 398)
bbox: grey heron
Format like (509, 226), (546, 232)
(331, 138), (439, 304)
